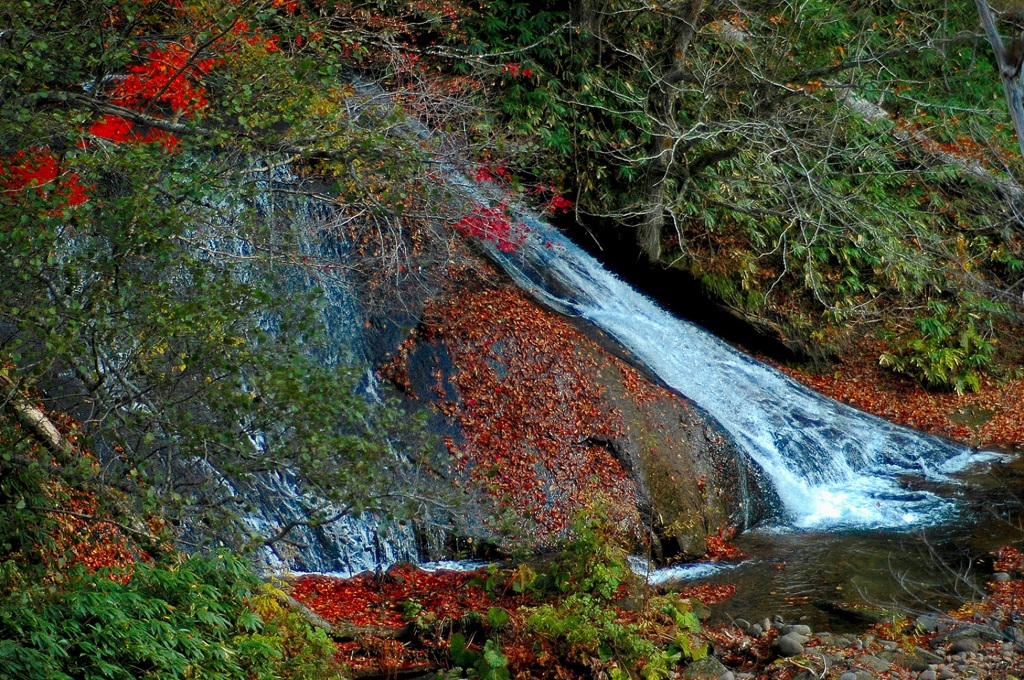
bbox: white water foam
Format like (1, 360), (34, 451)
(475, 207), (991, 530)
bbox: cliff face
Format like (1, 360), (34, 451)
(374, 258), (777, 559)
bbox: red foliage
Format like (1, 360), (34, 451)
(501, 62), (533, 78)
(546, 194), (573, 213)
(0, 148), (88, 212)
(110, 39), (218, 114)
(231, 19), (281, 52)
(88, 114), (180, 150)
(473, 164), (511, 183)
(452, 203), (524, 252)
(42, 482), (141, 583)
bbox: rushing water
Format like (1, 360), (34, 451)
(246, 155), (1002, 576)
(654, 452), (1024, 630)
(476, 201), (994, 531)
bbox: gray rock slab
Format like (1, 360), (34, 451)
(684, 656), (729, 679)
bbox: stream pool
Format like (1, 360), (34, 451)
(654, 451), (1024, 632)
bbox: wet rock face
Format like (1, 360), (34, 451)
(378, 262), (777, 555)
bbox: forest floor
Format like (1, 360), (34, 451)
(758, 340), (1024, 450)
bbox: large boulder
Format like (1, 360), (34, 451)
(375, 260), (777, 556)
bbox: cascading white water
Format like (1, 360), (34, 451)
(476, 207), (990, 530)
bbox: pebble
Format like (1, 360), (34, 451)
(918, 670), (936, 680)
(938, 669), (955, 680)
(760, 617), (773, 632)
(992, 572), (1011, 582)
(734, 618), (750, 631)
(717, 672), (735, 680)
(748, 623), (764, 638)
(839, 673), (858, 680)
(776, 634), (804, 657)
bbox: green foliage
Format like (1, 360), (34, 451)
(519, 508), (704, 678)
(534, 505), (634, 600)
(467, 0), (1024, 389)
(0, 0), (449, 547)
(0, 552), (341, 680)
(448, 634), (509, 680)
(879, 299), (998, 394)
(526, 592), (704, 679)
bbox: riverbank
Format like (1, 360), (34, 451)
(759, 340), (1024, 450)
(706, 547), (1024, 679)
(279, 547), (1024, 679)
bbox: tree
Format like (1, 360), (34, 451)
(488, 0), (1024, 391)
(976, 0), (1024, 161)
(0, 0), (505, 550)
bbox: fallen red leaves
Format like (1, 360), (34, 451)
(386, 279), (642, 540)
(291, 563), (497, 629)
(290, 562), (729, 677)
(291, 563), (543, 674)
(704, 528), (746, 562)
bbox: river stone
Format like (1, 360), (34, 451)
(683, 656), (729, 679)
(776, 634), (805, 657)
(858, 654), (892, 673)
(992, 571), (1011, 582)
(717, 672), (735, 680)
(937, 669), (955, 680)
(918, 670), (936, 680)
(838, 673), (859, 680)
(748, 623), (764, 638)
(760, 617), (772, 632)
(949, 638), (979, 654)
(932, 624), (999, 647)
(878, 646), (942, 670)
(781, 624), (813, 637)
(916, 615), (941, 633)
(894, 646), (944, 670)
(784, 632), (810, 645)
(734, 618), (751, 631)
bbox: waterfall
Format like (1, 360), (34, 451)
(190, 165), (430, 575)
(242, 469), (422, 576)
(475, 204), (989, 530)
